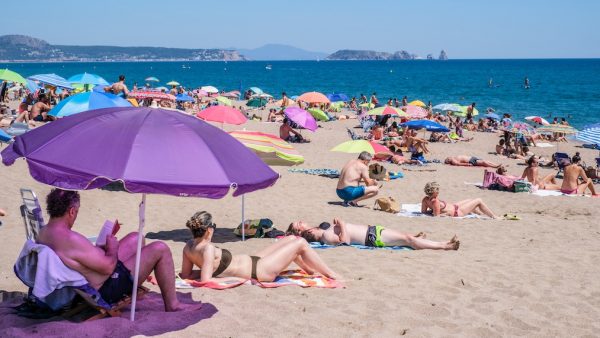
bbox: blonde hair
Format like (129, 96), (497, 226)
(186, 211), (214, 238)
(424, 182), (440, 196)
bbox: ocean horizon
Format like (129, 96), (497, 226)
(3, 59), (599, 128)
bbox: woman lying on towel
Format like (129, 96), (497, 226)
(421, 182), (498, 219)
(179, 211), (338, 283)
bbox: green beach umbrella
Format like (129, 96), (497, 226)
(454, 105), (479, 117)
(246, 97), (268, 107)
(367, 106), (409, 117)
(307, 108), (329, 121)
(0, 68), (27, 84)
(331, 140), (392, 155)
(359, 102), (375, 109)
(216, 96), (233, 106)
(166, 81), (180, 86)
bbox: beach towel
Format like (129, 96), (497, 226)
(534, 142), (554, 148)
(288, 168), (340, 178)
(397, 203), (489, 219)
(309, 242), (412, 251)
(176, 269), (343, 290)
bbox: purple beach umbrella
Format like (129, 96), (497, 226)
(284, 107), (318, 132)
(1, 106), (279, 320)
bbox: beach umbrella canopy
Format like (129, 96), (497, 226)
(501, 122), (537, 136)
(48, 92), (132, 118)
(367, 106), (408, 117)
(246, 97), (267, 107)
(92, 84), (107, 93)
(536, 124), (578, 135)
(331, 140), (391, 156)
(400, 105), (428, 119)
(400, 120), (450, 132)
(127, 98), (139, 107)
(229, 130), (304, 166)
(1, 106), (279, 320)
(128, 90), (176, 101)
(25, 79), (40, 92)
(166, 81), (180, 86)
(327, 93), (349, 102)
(576, 123), (600, 146)
(0, 68), (27, 84)
(249, 87), (263, 94)
(197, 106), (247, 125)
(175, 93), (194, 102)
(359, 102), (375, 109)
(222, 90), (240, 99)
(454, 105), (479, 117)
(0, 129), (12, 143)
(408, 100), (426, 107)
(284, 107), (317, 132)
(485, 112), (500, 120)
(524, 116), (550, 125)
(145, 77), (159, 82)
(433, 103), (461, 111)
(201, 85), (219, 94)
(67, 73), (109, 86)
(216, 96), (233, 106)
(155, 86), (168, 92)
(28, 74), (73, 89)
(307, 108), (329, 121)
(297, 91), (330, 104)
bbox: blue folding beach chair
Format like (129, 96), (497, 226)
(554, 152), (570, 178)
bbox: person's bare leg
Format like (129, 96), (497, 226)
(477, 160), (501, 168)
(456, 198), (497, 218)
(253, 236), (315, 273)
(117, 232), (146, 262)
(351, 186), (378, 205)
(123, 241), (181, 311)
(256, 237), (337, 281)
(578, 179), (597, 195)
(381, 230), (459, 250)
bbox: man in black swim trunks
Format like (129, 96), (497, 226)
(288, 218), (459, 250)
(37, 189), (191, 311)
(444, 155), (502, 168)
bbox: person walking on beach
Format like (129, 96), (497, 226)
(280, 92), (289, 108)
(36, 189), (195, 311)
(370, 92), (379, 107)
(289, 219), (459, 250)
(336, 151), (379, 207)
(106, 75), (129, 98)
(560, 152), (597, 196)
(466, 102), (476, 124)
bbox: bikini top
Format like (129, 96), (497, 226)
(212, 248), (232, 277)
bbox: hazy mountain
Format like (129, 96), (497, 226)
(326, 49), (448, 60)
(0, 34), (246, 62)
(238, 44), (328, 60)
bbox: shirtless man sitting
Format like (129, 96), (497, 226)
(336, 151), (379, 206)
(29, 94), (53, 122)
(106, 75), (129, 98)
(288, 218), (459, 250)
(521, 155), (560, 190)
(37, 189), (195, 311)
(280, 118), (309, 143)
(444, 155), (502, 168)
(560, 152), (597, 196)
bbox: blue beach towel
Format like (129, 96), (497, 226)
(309, 242), (413, 251)
(288, 168), (340, 178)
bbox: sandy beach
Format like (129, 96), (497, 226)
(1, 103), (599, 337)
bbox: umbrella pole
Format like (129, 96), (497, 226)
(130, 193), (146, 321)
(241, 194), (245, 241)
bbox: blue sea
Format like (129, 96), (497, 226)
(2, 59), (600, 128)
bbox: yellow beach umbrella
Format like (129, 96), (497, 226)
(408, 100), (426, 107)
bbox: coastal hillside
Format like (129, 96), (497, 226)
(0, 35), (246, 62)
(326, 49), (448, 60)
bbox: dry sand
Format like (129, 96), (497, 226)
(1, 106), (599, 337)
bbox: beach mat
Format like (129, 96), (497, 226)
(176, 269), (343, 289)
(288, 168), (340, 178)
(534, 142), (555, 148)
(465, 181), (586, 197)
(397, 203), (489, 219)
(310, 242), (412, 251)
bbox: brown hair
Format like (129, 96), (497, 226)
(300, 230), (318, 243)
(186, 211), (215, 238)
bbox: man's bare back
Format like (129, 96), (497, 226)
(337, 159), (368, 189)
(562, 164), (586, 191)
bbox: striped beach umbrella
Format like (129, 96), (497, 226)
(229, 130), (304, 166)
(28, 74), (73, 89)
(576, 123), (600, 146)
(536, 124), (578, 135)
(128, 90), (176, 101)
(400, 105), (428, 119)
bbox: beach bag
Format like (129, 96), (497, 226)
(373, 197), (400, 213)
(513, 180), (532, 193)
(234, 218), (275, 238)
(585, 166), (598, 179)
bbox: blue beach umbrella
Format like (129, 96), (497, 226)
(28, 74), (73, 89)
(433, 103), (461, 111)
(400, 120), (450, 132)
(249, 87), (263, 94)
(92, 84), (107, 93)
(48, 92), (132, 118)
(175, 93), (194, 102)
(327, 93), (349, 102)
(485, 112), (500, 120)
(67, 72), (110, 86)
(0, 129), (12, 143)
(25, 79), (40, 92)
(576, 123), (600, 147)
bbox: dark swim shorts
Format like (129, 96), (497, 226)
(98, 260), (134, 305)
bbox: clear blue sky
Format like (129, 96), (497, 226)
(2, 0), (599, 58)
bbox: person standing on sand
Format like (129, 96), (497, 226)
(289, 219), (459, 250)
(401, 96), (408, 106)
(466, 102), (476, 124)
(560, 152), (598, 196)
(370, 92), (379, 107)
(336, 151), (379, 207)
(36, 189), (197, 311)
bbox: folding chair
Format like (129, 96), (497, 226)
(20, 189), (45, 241)
(554, 152), (570, 178)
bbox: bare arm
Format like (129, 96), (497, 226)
(199, 245), (215, 283)
(421, 197), (429, 213)
(70, 233), (118, 275)
(333, 218), (350, 244)
(179, 246), (197, 279)
(360, 166), (376, 186)
(432, 198), (442, 216)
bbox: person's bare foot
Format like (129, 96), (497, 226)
(446, 235), (460, 250)
(414, 231), (427, 239)
(167, 301), (203, 312)
(0, 208), (6, 217)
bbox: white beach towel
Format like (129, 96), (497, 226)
(534, 142), (554, 148)
(397, 203), (488, 219)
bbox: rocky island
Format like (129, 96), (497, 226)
(326, 49), (448, 60)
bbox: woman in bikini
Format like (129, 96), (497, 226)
(179, 211), (338, 283)
(421, 182), (498, 219)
